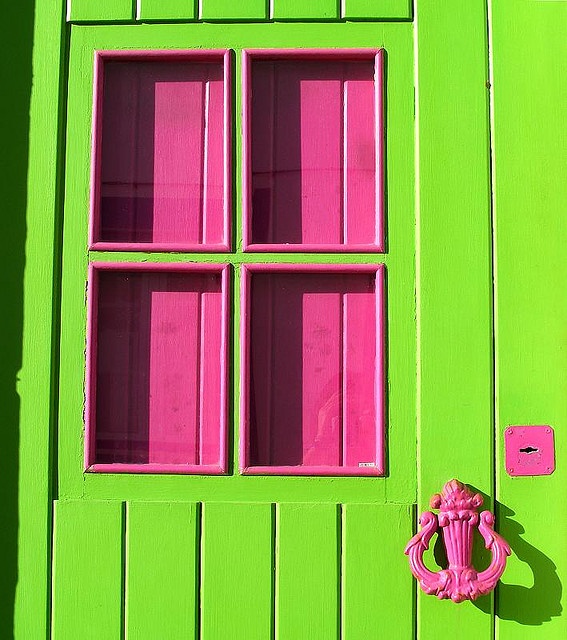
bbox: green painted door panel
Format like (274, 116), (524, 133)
(18, 0), (564, 637)
(491, 0), (567, 636)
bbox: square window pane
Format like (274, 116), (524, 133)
(86, 264), (228, 473)
(92, 51), (230, 251)
(241, 265), (384, 475)
(243, 50), (383, 252)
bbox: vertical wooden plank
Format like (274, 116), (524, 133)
(68, 0), (134, 22)
(138, 0), (196, 21)
(491, 0), (567, 635)
(342, 504), (413, 639)
(201, 503), (273, 640)
(273, 0), (338, 20)
(277, 503), (339, 639)
(51, 501), (123, 639)
(416, 0), (493, 637)
(126, 502), (198, 639)
(199, 0), (267, 20)
(16, 2), (65, 635)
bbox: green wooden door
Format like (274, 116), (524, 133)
(15, 1), (565, 638)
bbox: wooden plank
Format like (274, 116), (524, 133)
(342, 503), (413, 639)
(13, 0), (65, 635)
(416, 0), (493, 637)
(138, 0), (196, 21)
(201, 503), (273, 639)
(491, 0), (567, 635)
(199, 0), (267, 20)
(126, 502), (198, 639)
(68, 0), (134, 22)
(273, 0), (338, 20)
(277, 503), (339, 639)
(51, 500), (123, 639)
(342, 0), (411, 20)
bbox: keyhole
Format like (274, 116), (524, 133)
(519, 446), (539, 454)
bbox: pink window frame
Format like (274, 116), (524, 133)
(89, 49), (232, 252)
(84, 261), (230, 474)
(241, 48), (384, 253)
(239, 263), (385, 476)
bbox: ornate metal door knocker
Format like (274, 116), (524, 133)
(404, 479), (511, 602)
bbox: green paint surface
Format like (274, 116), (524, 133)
(18, 0), (567, 637)
(69, 0), (134, 22)
(342, 0), (411, 20)
(138, 0), (196, 21)
(51, 501), (124, 638)
(492, 0), (567, 634)
(126, 502), (198, 638)
(201, 503), (273, 639)
(12, 0), (65, 636)
(273, 0), (339, 20)
(416, 0), (494, 635)
(200, 0), (267, 20)
(59, 21), (415, 509)
(342, 503), (414, 638)
(277, 503), (339, 639)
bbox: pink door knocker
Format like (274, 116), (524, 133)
(404, 479), (511, 602)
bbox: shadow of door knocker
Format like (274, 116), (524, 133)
(404, 479), (511, 602)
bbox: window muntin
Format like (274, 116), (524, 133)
(84, 47), (385, 476)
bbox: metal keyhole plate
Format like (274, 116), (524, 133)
(505, 425), (555, 476)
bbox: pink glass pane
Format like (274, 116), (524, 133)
(248, 271), (379, 470)
(92, 268), (224, 466)
(249, 57), (379, 248)
(96, 58), (226, 247)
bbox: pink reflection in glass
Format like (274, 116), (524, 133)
(242, 266), (383, 475)
(88, 265), (227, 472)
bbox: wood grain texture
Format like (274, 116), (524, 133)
(342, 0), (411, 20)
(138, 0), (196, 21)
(126, 502), (198, 638)
(14, 0), (65, 636)
(342, 503), (413, 639)
(491, 0), (567, 635)
(272, 0), (338, 20)
(201, 503), (273, 639)
(416, 0), (493, 636)
(61, 21), (415, 505)
(276, 503), (339, 639)
(51, 501), (124, 639)
(68, 0), (134, 22)
(200, 0), (267, 20)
